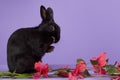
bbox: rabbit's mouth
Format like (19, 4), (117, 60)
(51, 36), (55, 43)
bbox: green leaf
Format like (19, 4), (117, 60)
(0, 72), (17, 78)
(0, 72), (12, 76)
(106, 59), (109, 63)
(81, 70), (91, 77)
(57, 69), (70, 73)
(13, 73), (32, 78)
(77, 58), (86, 64)
(90, 60), (98, 65)
(104, 65), (120, 75)
(0, 72), (33, 78)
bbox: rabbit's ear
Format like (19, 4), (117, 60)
(40, 5), (47, 20)
(47, 7), (54, 20)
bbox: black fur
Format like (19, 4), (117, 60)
(7, 5), (60, 73)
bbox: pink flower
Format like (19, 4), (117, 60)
(71, 61), (86, 79)
(32, 73), (41, 79)
(117, 62), (120, 72)
(76, 61), (86, 73)
(72, 67), (79, 76)
(42, 63), (49, 77)
(111, 76), (120, 80)
(90, 52), (107, 74)
(93, 65), (100, 73)
(33, 61), (49, 78)
(92, 65), (106, 74)
(69, 72), (78, 80)
(34, 61), (42, 72)
(97, 52), (107, 67)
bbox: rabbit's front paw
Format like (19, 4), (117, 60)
(46, 46), (54, 53)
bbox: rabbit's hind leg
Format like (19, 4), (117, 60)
(15, 55), (36, 73)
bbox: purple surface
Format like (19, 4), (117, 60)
(0, 78), (111, 80)
(0, 77), (112, 80)
(1, 0), (120, 71)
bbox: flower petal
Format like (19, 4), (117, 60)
(69, 73), (78, 80)
(97, 52), (107, 67)
(32, 73), (41, 79)
(34, 61), (42, 72)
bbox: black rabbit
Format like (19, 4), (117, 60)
(7, 5), (60, 73)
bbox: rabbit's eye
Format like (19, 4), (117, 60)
(50, 25), (55, 31)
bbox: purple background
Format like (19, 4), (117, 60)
(0, 0), (120, 70)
